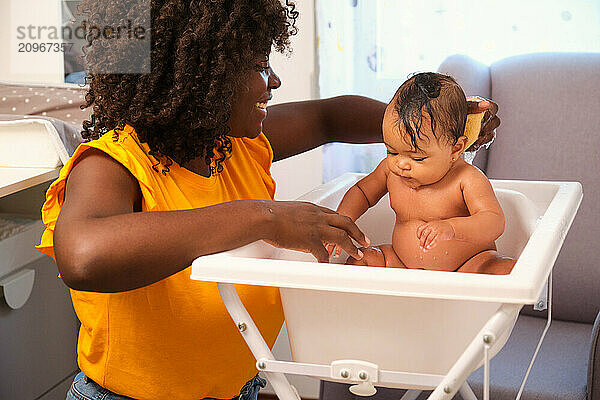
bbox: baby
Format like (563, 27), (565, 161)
(333, 72), (515, 275)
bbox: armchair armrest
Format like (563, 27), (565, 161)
(589, 311), (600, 400)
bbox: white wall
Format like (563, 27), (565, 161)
(264, 1), (323, 398)
(0, 0), (64, 84)
(269, 0), (322, 202)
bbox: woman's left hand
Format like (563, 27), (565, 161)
(467, 98), (500, 146)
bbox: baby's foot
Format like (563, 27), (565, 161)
(345, 246), (385, 267)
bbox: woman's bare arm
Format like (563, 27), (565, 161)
(263, 95), (386, 162)
(53, 149), (368, 292)
(263, 96), (500, 162)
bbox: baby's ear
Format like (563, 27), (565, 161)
(451, 136), (468, 158)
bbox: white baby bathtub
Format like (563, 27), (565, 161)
(190, 173), (582, 400)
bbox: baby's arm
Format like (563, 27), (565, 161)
(337, 159), (389, 221)
(328, 160), (388, 257)
(417, 168), (504, 250)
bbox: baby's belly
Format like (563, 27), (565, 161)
(392, 220), (494, 271)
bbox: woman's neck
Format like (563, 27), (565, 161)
(182, 157), (211, 177)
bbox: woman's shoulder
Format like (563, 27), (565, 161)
(93, 124), (145, 152)
(235, 132), (274, 172)
(63, 124), (159, 206)
(77, 124), (158, 171)
(36, 125), (147, 260)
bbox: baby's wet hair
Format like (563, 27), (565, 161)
(392, 72), (468, 151)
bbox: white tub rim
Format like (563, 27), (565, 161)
(191, 175), (582, 305)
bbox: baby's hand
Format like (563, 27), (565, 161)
(325, 242), (341, 259)
(416, 220), (455, 251)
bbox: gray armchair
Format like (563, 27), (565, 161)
(320, 52), (600, 400)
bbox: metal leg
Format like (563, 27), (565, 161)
(458, 382), (477, 400)
(483, 341), (490, 400)
(400, 390), (422, 400)
(217, 279), (549, 400)
(217, 283), (300, 400)
(515, 272), (553, 400)
(427, 303), (521, 400)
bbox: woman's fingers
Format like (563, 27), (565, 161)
(310, 243), (330, 263)
(327, 213), (370, 247)
(314, 204), (338, 214)
(484, 99), (498, 115)
(484, 115), (501, 132)
(466, 99), (486, 114)
(323, 227), (364, 260)
(467, 98), (498, 115)
(467, 98), (500, 144)
(267, 201), (370, 262)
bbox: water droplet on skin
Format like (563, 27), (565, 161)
(433, 256), (437, 260)
(445, 251), (449, 255)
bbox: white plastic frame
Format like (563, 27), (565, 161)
(192, 175), (581, 400)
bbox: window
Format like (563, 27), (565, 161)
(318, 0), (600, 182)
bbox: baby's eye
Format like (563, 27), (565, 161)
(386, 151), (398, 156)
(412, 157), (427, 162)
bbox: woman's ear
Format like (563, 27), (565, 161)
(451, 136), (468, 160)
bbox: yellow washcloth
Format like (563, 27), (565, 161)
(463, 97), (487, 151)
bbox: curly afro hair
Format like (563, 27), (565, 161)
(78, 0), (298, 174)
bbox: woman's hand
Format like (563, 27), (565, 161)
(467, 98), (500, 148)
(264, 201), (369, 263)
(416, 220), (456, 251)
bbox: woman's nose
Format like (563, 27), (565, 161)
(268, 68), (281, 89)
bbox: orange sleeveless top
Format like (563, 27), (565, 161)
(36, 124), (284, 400)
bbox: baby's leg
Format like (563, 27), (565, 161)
(456, 250), (516, 275)
(345, 245), (407, 268)
(378, 244), (407, 269)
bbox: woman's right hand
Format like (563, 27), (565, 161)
(263, 200), (369, 263)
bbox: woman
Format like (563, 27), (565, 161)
(36, 1), (499, 399)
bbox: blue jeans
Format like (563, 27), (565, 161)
(66, 371), (266, 400)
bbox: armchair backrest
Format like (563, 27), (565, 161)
(439, 52), (600, 324)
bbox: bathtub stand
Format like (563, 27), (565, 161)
(193, 175), (581, 400)
(216, 275), (551, 400)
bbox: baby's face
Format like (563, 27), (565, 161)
(382, 105), (455, 189)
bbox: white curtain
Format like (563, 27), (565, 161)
(317, 0), (600, 182)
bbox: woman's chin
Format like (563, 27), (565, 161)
(248, 127), (263, 138)
(229, 126), (262, 138)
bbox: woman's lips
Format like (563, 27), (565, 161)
(254, 102), (268, 119)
